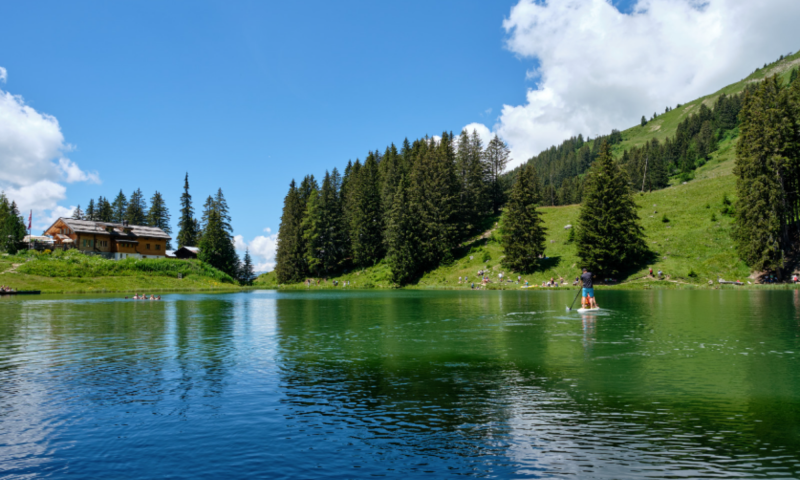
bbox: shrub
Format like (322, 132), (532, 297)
(688, 269), (698, 278)
(481, 251), (491, 263)
(711, 213), (717, 222)
(662, 214), (670, 223)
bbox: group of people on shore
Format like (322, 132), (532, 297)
(305, 278), (352, 287)
(0, 285), (16, 293)
(127, 294), (161, 300)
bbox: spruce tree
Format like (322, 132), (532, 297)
(641, 115), (647, 127)
(214, 188), (233, 235)
(97, 196), (113, 222)
(240, 249), (255, 285)
(147, 191), (173, 249)
(303, 171), (347, 275)
(125, 189), (148, 225)
(200, 195), (215, 237)
(484, 134), (510, 214)
(177, 173), (198, 247)
(733, 76), (800, 274)
(198, 209), (238, 278)
(72, 204), (84, 220)
(0, 195), (24, 254)
(576, 140), (648, 276)
(111, 190), (127, 223)
(349, 155), (384, 267)
(386, 174), (422, 284)
(85, 199), (96, 221)
(501, 163), (547, 273)
(275, 180), (308, 283)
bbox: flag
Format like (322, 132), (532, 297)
(28, 210), (32, 230)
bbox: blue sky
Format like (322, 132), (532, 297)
(2, 0), (798, 270)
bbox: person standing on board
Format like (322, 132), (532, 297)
(581, 267), (598, 310)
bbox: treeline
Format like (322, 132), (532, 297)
(276, 131), (512, 284)
(73, 189), (173, 248)
(733, 73), (800, 276)
(75, 174), (255, 284)
(0, 193), (27, 254)
(508, 90), (751, 207)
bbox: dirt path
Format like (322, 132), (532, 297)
(0, 263), (22, 275)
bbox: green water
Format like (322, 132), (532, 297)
(1, 289), (799, 478)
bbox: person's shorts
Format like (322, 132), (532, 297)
(582, 287), (595, 297)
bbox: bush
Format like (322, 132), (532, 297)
(711, 213), (717, 222)
(688, 269), (698, 278)
(481, 251), (491, 263)
(662, 214), (670, 223)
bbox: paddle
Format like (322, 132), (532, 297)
(566, 286), (582, 311)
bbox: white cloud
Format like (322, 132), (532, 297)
(0, 66), (99, 222)
(460, 122), (493, 148)
(234, 231), (279, 272)
(474, 0), (800, 169)
(0, 67), (6, 83)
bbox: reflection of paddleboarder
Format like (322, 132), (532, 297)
(581, 267), (599, 310)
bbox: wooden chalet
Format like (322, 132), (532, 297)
(173, 246), (199, 259)
(44, 218), (171, 260)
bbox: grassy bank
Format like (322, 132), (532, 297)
(0, 251), (241, 294)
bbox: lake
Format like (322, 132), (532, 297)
(1, 289), (799, 479)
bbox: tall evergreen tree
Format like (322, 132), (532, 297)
(125, 189), (148, 225)
(349, 155), (384, 267)
(303, 171), (348, 275)
(214, 188), (233, 235)
(240, 249), (255, 285)
(501, 163), (547, 272)
(275, 180), (309, 283)
(456, 129), (489, 235)
(85, 199), (96, 221)
(198, 209), (238, 278)
(200, 195), (215, 237)
(177, 173), (198, 247)
(111, 190), (127, 223)
(97, 196), (113, 222)
(386, 174), (422, 284)
(72, 204), (84, 220)
(0, 194), (24, 253)
(576, 140), (648, 276)
(484, 134), (510, 214)
(733, 76), (800, 275)
(147, 191), (173, 249)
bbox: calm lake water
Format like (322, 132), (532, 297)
(1, 289), (800, 479)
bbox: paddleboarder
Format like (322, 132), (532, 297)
(580, 267), (598, 310)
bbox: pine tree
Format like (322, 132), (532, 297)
(200, 195), (215, 236)
(501, 163), (547, 272)
(576, 140), (648, 276)
(147, 191), (173, 249)
(177, 173), (198, 247)
(125, 189), (148, 225)
(240, 249), (255, 285)
(386, 174), (422, 284)
(198, 209), (238, 278)
(790, 67), (798, 85)
(303, 171), (347, 275)
(733, 76), (800, 275)
(349, 154), (383, 267)
(111, 190), (127, 223)
(641, 115), (647, 127)
(72, 204), (84, 220)
(85, 199), (96, 221)
(97, 196), (113, 222)
(484, 134), (510, 214)
(275, 180), (308, 283)
(214, 188), (233, 235)
(410, 133), (459, 269)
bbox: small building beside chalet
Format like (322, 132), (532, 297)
(44, 218), (171, 260)
(173, 246), (199, 259)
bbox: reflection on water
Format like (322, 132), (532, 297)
(0, 290), (799, 478)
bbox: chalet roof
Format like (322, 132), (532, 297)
(49, 218), (171, 240)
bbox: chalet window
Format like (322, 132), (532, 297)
(146, 244), (151, 250)
(155, 244), (161, 251)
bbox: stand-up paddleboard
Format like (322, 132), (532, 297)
(576, 307), (601, 313)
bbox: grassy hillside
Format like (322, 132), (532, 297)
(258, 53), (800, 291)
(0, 250), (241, 294)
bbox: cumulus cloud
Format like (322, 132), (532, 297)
(234, 231), (279, 272)
(0, 67), (6, 83)
(0, 68), (99, 219)
(467, 0), (800, 169)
